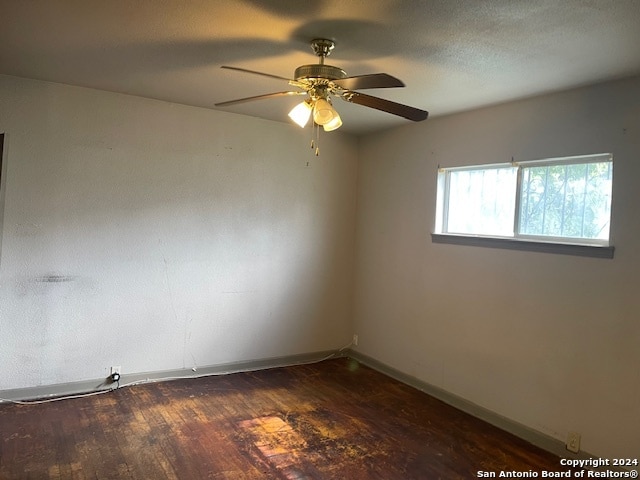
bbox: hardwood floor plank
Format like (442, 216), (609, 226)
(0, 358), (579, 479)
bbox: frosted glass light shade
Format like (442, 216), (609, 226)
(313, 98), (336, 125)
(288, 100), (312, 128)
(323, 113), (342, 131)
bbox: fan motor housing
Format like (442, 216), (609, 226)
(294, 64), (347, 81)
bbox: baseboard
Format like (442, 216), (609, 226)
(347, 349), (611, 466)
(1, 348), (621, 471)
(0, 349), (345, 403)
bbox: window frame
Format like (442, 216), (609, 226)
(432, 153), (615, 259)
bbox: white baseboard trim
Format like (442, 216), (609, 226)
(0, 349), (344, 403)
(1, 348), (623, 472)
(347, 350), (613, 467)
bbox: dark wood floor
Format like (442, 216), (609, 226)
(0, 357), (575, 479)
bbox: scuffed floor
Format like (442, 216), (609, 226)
(0, 358), (574, 479)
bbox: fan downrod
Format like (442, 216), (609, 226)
(294, 38), (345, 82)
(310, 39), (335, 61)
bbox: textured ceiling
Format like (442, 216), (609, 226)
(2, 0), (640, 134)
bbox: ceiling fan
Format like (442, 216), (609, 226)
(215, 38), (429, 134)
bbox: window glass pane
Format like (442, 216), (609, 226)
(519, 161), (612, 240)
(446, 167), (517, 236)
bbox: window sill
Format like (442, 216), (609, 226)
(431, 233), (614, 259)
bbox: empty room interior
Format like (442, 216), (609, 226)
(1, 1), (639, 478)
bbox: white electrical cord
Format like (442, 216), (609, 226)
(0, 387), (116, 405)
(0, 341), (354, 406)
(117, 340), (354, 389)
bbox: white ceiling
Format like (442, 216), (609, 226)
(2, 0), (640, 135)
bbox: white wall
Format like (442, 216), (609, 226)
(2, 71), (638, 460)
(353, 76), (640, 459)
(0, 75), (358, 390)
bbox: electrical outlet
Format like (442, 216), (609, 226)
(110, 366), (121, 382)
(566, 432), (581, 453)
(352, 334), (359, 346)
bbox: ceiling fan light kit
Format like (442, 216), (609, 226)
(311, 98), (336, 125)
(322, 111), (343, 132)
(216, 38), (428, 152)
(288, 99), (313, 127)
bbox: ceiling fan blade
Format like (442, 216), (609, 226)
(342, 91), (428, 122)
(221, 66), (291, 82)
(215, 91), (306, 107)
(333, 73), (405, 90)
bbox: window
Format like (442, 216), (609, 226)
(434, 153), (614, 257)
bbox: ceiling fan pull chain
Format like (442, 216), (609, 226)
(310, 124), (315, 150)
(315, 122), (321, 156)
